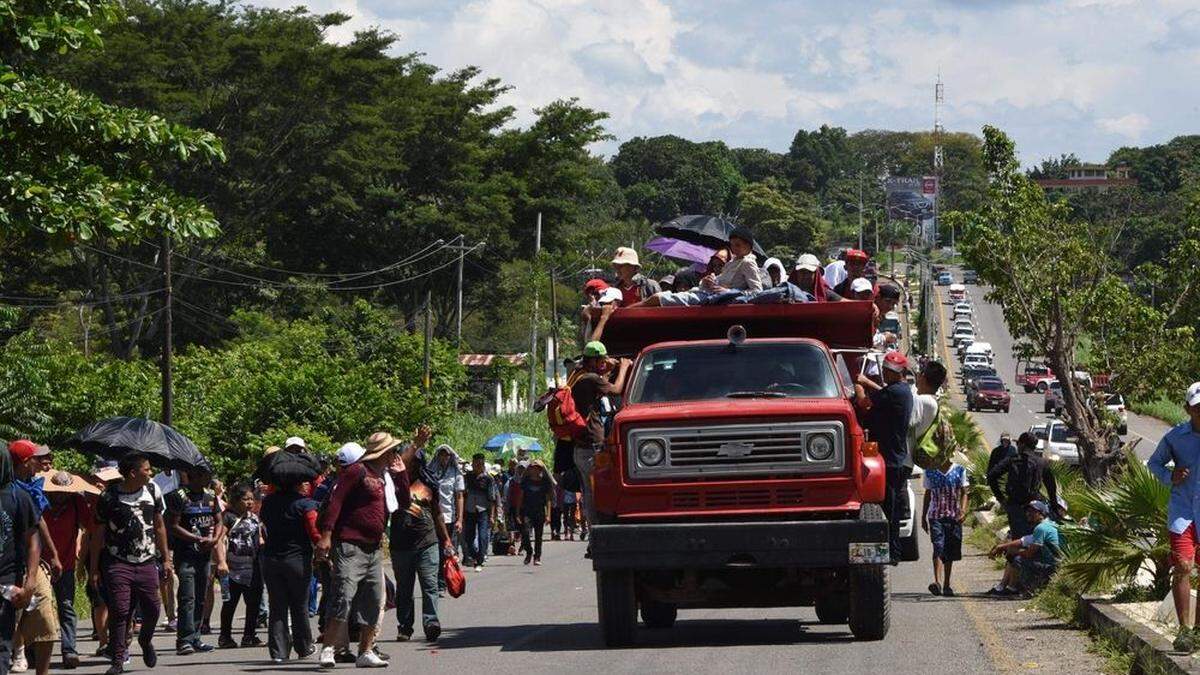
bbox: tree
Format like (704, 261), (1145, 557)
(1026, 153), (1081, 179)
(787, 125), (851, 193)
(610, 135), (743, 222)
(736, 181), (827, 255)
(953, 126), (1199, 483)
(0, 0), (224, 244)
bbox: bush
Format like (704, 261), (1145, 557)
(441, 411), (554, 469)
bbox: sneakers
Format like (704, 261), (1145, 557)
(533, 558), (542, 566)
(11, 652), (28, 673)
(241, 636), (265, 648)
(524, 552), (532, 565)
(298, 645), (317, 658)
(165, 619), (178, 632)
(218, 636), (238, 649)
(928, 582), (942, 596)
(354, 651), (387, 668)
(396, 631), (412, 642)
(176, 643), (195, 656)
(104, 665), (123, 675)
(319, 646), (336, 669)
(140, 640), (157, 668)
(334, 650), (357, 664)
(63, 654), (80, 670)
(371, 648), (389, 662)
(474, 565), (482, 572)
(424, 621), (442, 642)
(1174, 627), (1200, 653)
(193, 642), (215, 653)
(943, 587), (956, 598)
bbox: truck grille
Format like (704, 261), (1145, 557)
(627, 421), (845, 479)
(670, 487), (806, 509)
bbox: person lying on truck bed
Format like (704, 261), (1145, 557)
(630, 227), (762, 307)
(789, 254), (842, 301)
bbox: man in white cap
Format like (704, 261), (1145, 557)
(610, 247), (660, 306)
(789, 254), (841, 301)
(1149, 382), (1200, 652)
(284, 437), (307, 453)
(848, 276), (875, 301)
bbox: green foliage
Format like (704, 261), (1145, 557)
(1057, 452), (1171, 597)
(737, 181), (828, 255)
(1129, 396), (1187, 426)
(1, 0), (223, 243)
(610, 135), (744, 222)
(440, 411), (553, 469)
(787, 125), (852, 193)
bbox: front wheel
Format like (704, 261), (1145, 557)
(1037, 382), (1049, 393)
(597, 570), (637, 647)
(1003, 406), (1010, 414)
(1024, 385), (1034, 393)
(848, 565), (890, 641)
(640, 601), (677, 629)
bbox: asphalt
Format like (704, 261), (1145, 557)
(930, 273), (1171, 460)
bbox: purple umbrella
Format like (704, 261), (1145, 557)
(646, 236), (716, 266)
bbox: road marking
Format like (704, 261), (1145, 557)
(933, 286), (961, 404)
(961, 592), (1022, 672)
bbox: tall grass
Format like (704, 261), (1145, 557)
(1130, 396), (1186, 426)
(440, 411), (555, 468)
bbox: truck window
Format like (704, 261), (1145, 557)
(627, 343), (840, 403)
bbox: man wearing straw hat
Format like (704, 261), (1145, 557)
(610, 247), (660, 306)
(315, 431), (412, 669)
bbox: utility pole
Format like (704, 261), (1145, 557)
(933, 72), (945, 249)
(422, 288), (432, 392)
(858, 174), (864, 250)
(549, 268), (561, 387)
(160, 231), (173, 426)
(528, 213), (541, 408)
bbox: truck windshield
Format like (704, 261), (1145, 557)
(627, 343), (840, 403)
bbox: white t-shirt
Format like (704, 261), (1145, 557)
(436, 472), (466, 524)
(908, 390), (939, 451)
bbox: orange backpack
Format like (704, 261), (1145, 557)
(546, 371), (588, 441)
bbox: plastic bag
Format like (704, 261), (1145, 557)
(443, 554), (466, 598)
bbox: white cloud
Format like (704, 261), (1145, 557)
(248, 0), (1200, 164)
(1097, 113), (1151, 139)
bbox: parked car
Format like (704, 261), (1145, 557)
(937, 272), (953, 286)
(1032, 421), (1080, 465)
(952, 302), (973, 319)
(949, 283), (966, 302)
(963, 269), (978, 284)
(953, 318), (974, 332)
(1100, 392), (1128, 435)
(1043, 380), (1063, 414)
(1016, 360), (1052, 393)
(967, 376), (1010, 413)
(964, 342), (993, 366)
(956, 336), (976, 357)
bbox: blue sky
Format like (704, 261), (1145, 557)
(255, 0), (1200, 166)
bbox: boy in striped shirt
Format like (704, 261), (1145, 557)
(922, 459), (970, 596)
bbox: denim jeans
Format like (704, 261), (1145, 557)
(175, 556), (209, 648)
(53, 566), (78, 657)
(307, 575), (319, 616)
(391, 545), (439, 634)
(463, 511), (490, 567)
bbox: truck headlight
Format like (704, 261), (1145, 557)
(807, 433), (835, 461)
(637, 439), (666, 466)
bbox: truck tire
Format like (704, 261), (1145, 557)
(640, 601), (677, 629)
(848, 565), (890, 641)
(899, 527), (920, 562)
(814, 593), (850, 624)
(596, 570), (637, 647)
(1024, 385), (1034, 393)
(1037, 381), (1049, 393)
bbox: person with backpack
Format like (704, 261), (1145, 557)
(985, 432), (1059, 595)
(569, 341), (632, 528)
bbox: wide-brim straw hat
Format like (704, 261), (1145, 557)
(39, 470), (101, 495)
(610, 247), (641, 268)
(363, 431), (403, 462)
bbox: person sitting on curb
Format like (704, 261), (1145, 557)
(987, 500), (1061, 597)
(1148, 381), (1200, 652)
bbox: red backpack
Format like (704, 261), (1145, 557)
(546, 372), (588, 441)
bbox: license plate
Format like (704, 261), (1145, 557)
(848, 542), (890, 564)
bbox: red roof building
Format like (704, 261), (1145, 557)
(1035, 163), (1137, 193)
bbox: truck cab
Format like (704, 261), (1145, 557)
(586, 302), (893, 646)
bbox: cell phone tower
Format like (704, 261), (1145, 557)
(933, 72), (945, 248)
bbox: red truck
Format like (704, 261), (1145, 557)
(1015, 360), (1054, 393)
(585, 302), (891, 646)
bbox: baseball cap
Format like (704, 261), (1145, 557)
(850, 278), (874, 294)
(882, 351), (909, 373)
(583, 341), (607, 358)
(8, 439), (38, 463)
(1187, 382), (1200, 407)
(335, 442), (366, 467)
(284, 436), (307, 451)
(794, 254), (821, 272)
(845, 249), (869, 262)
(1026, 500), (1050, 515)
(583, 278), (609, 295)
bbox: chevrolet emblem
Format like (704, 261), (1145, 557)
(717, 442), (754, 458)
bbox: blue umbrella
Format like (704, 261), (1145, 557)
(483, 433), (543, 454)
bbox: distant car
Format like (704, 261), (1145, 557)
(878, 311), (901, 335)
(1016, 361), (1052, 393)
(956, 336), (976, 357)
(967, 376), (1010, 413)
(938, 272), (953, 286)
(1033, 421), (1080, 465)
(953, 302), (973, 316)
(952, 327), (975, 347)
(1043, 380), (1063, 414)
(1101, 392), (1129, 435)
(949, 283), (966, 302)
(963, 269), (978, 284)
(962, 353), (991, 371)
(961, 364), (997, 389)
(964, 342), (994, 366)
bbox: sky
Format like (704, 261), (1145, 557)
(253, 0), (1200, 166)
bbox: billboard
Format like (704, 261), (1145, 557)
(884, 176), (937, 243)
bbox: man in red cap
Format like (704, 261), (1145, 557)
(832, 249), (871, 298)
(857, 351), (914, 564)
(582, 278), (609, 305)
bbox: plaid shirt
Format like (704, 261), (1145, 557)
(923, 464), (969, 520)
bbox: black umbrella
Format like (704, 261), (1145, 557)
(256, 450), (322, 486)
(654, 214), (767, 258)
(68, 417), (211, 473)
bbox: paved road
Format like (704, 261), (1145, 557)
(931, 274), (1171, 460)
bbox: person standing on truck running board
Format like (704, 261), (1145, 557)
(610, 247), (660, 307)
(570, 341), (632, 541)
(856, 351), (914, 565)
(1147, 382), (1200, 653)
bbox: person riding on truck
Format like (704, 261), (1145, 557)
(856, 350), (914, 564)
(570, 341), (631, 532)
(789, 254), (841, 301)
(633, 228), (762, 307)
(831, 249), (870, 297)
(609, 247), (660, 306)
